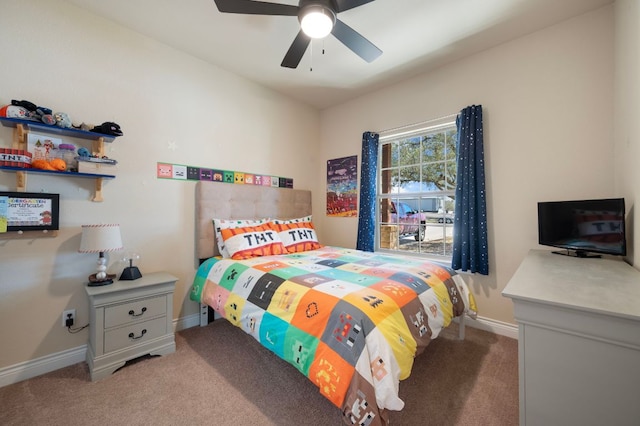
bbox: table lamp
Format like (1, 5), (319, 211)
(79, 224), (123, 286)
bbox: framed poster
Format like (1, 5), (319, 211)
(0, 195), (7, 233)
(0, 192), (60, 232)
(326, 155), (358, 217)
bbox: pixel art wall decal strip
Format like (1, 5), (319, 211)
(156, 162), (293, 188)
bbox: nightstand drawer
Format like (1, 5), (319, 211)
(104, 316), (167, 353)
(104, 295), (167, 328)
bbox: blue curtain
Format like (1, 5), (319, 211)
(452, 105), (489, 274)
(356, 131), (379, 251)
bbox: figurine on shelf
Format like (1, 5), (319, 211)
(72, 122), (93, 131)
(91, 121), (123, 136)
(54, 112), (72, 128)
(1, 100), (56, 125)
(0, 105), (35, 120)
(37, 108), (55, 125)
(75, 147), (118, 165)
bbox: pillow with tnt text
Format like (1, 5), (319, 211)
(272, 215), (312, 225)
(213, 218), (271, 258)
(220, 223), (286, 260)
(272, 221), (323, 253)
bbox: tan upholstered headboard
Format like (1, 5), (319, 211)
(195, 181), (312, 261)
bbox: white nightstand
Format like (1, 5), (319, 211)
(85, 272), (177, 381)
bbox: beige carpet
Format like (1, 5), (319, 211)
(0, 320), (518, 425)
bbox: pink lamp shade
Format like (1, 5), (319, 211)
(79, 224), (123, 285)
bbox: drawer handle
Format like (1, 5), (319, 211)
(128, 307), (147, 317)
(128, 329), (147, 340)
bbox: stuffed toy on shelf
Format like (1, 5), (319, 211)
(31, 158), (67, 171)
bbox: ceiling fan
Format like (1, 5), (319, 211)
(212, 0), (382, 69)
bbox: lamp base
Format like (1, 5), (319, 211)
(87, 273), (116, 287)
(120, 266), (142, 280)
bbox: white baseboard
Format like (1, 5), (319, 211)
(0, 313), (517, 388)
(174, 313), (201, 332)
(0, 314), (201, 388)
(0, 344), (87, 388)
(465, 315), (519, 339)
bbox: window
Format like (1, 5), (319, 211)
(377, 121), (457, 258)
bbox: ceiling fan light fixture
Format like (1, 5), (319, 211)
(212, 0), (381, 69)
(300, 5), (335, 39)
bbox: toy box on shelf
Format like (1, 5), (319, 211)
(0, 148), (31, 168)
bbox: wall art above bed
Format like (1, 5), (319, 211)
(327, 155), (358, 217)
(156, 162), (293, 188)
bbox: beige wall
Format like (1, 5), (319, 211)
(316, 5), (616, 325)
(614, 0), (640, 266)
(0, 0), (320, 369)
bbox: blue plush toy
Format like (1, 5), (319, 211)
(77, 147), (91, 158)
(54, 112), (72, 128)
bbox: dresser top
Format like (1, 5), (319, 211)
(503, 250), (640, 320)
(85, 271), (178, 297)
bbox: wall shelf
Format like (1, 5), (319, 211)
(0, 166), (115, 179)
(0, 117), (119, 201)
(0, 117), (116, 142)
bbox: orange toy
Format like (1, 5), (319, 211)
(32, 158), (67, 171)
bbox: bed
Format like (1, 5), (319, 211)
(190, 181), (477, 426)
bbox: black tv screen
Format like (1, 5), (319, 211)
(0, 192), (60, 233)
(538, 198), (626, 257)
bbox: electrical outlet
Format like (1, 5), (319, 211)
(62, 309), (76, 327)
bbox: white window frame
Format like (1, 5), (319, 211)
(376, 118), (457, 259)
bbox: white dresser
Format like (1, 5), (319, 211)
(503, 250), (640, 426)
(85, 272), (177, 381)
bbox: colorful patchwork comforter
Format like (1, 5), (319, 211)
(190, 246), (477, 425)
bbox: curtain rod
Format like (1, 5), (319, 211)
(375, 112), (459, 136)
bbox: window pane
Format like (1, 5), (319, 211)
(398, 138), (421, 167)
(444, 160), (457, 191)
(398, 165), (420, 192)
(420, 195), (455, 256)
(381, 168), (398, 195)
(422, 134), (446, 162)
(414, 197), (438, 213)
(444, 129), (457, 160)
(377, 120), (457, 258)
(379, 198), (394, 225)
(421, 162), (446, 191)
(422, 135), (440, 160)
(388, 141), (399, 167)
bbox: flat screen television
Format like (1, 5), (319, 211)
(538, 198), (626, 258)
(0, 191), (60, 233)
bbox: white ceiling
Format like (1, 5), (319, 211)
(65, 0), (613, 110)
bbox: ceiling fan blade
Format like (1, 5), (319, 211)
(334, 0), (375, 13)
(213, 0), (299, 16)
(331, 19), (382, 63)
(281, 30), (311, 68)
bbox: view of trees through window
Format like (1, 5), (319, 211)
(378, 123), (457, 257)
